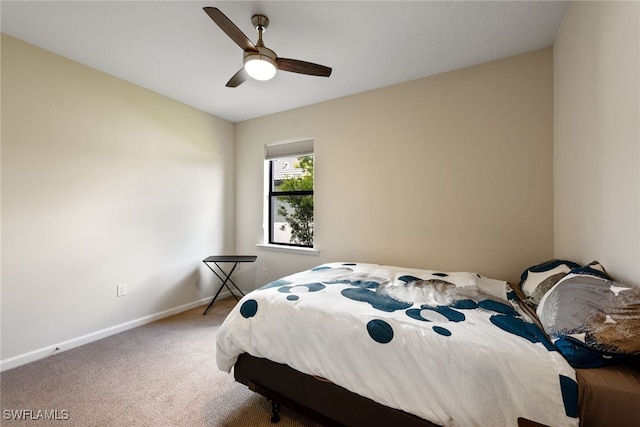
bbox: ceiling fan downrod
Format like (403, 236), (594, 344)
(251, 14), (269, 47)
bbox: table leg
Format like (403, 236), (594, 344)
(203, 261), (244, 315)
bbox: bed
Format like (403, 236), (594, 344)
(215, 261), (640, 427)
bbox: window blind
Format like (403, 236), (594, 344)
(265, 138), (314, 160)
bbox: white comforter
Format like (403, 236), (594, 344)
(216, 262), (578, 427)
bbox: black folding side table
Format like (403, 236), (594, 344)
(202, 255), (257, 315)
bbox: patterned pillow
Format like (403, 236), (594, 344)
(537, 273), (640, 368)
(568, 261), (609, 278)
(518, 259), (580, 306)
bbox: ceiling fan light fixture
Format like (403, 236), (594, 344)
(205, 8), (332, 87)
(244, 53), (277, 81)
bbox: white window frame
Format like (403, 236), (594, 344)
(261, 138), (318, 252)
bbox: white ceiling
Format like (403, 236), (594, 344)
(1, 1), (570, 123)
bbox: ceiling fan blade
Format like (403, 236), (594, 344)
(226, 68), (249, 88)
(277, 58), (332, 77)
(203, 7), (257, 52)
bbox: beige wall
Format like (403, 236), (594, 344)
(13, 2), (636, 367)
(554, 1), (640, 285)
(1, 35), (236, 367)
(236, 49), (554, 285)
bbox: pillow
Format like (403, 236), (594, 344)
(518, 259), (580, 306)
(537, 273), (640, 368)
(568, 261), (610, 279)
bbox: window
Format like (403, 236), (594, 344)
(265, 139), (314, 247)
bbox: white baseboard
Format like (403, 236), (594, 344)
(0, 293), (230, 372)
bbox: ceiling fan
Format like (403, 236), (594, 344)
(203, 7), (332, 87)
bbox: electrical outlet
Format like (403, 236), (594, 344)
(262, 268), (268, 277)
(116, 283), (127, 297)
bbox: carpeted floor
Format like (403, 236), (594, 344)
(0, 298), (323, 426)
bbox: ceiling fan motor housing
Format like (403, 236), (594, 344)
(251, 14), (269, 32)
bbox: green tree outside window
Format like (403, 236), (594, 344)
(276, 155), (313, 246)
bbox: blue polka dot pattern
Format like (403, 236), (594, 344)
(327, 279), (379, 289)
(240, 299), (258, 318)
(407, 305), (466, 322)
(350, 280), (380, 289)
(287, 295), (299, 301)
(342, 288), (412, 312)
(433, 326), (452, 336)
(477, 300), (518, 316)
(405, 309), (427, 322)
(398, 275), (421, 283)
(452, 299), (479, 310)
(559, 375), (579, 418)
(490, 315), (555, 351)
(367, 319), (394, 343)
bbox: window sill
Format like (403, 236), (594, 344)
(256, 243), (320, 256)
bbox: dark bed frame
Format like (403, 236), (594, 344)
(233, 353), (439, 427)
(234, 352), (640, 427)
(233, 353), (546, 427)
